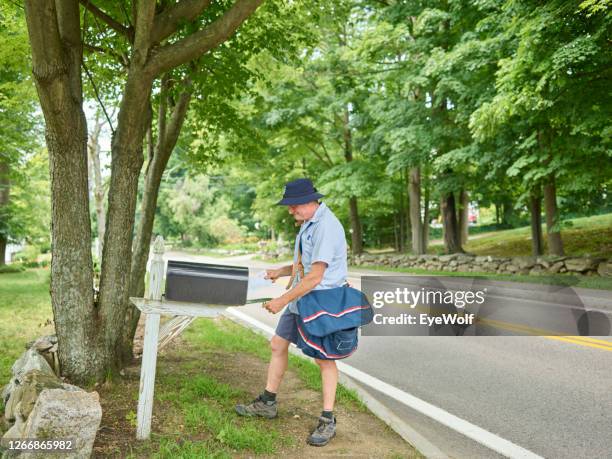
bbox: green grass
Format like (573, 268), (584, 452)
(428, 213), (612, 258)
(182, 319), (366, 410)
(1, 269), (406, 458)
(0, 269), (54, 388)
(351, 264), (612, 290)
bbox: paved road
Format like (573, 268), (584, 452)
(165, 251), (612, 458)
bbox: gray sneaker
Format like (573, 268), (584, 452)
(235, 395), (278, 419)
(307, 416), (336, 446)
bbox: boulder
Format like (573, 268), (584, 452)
(597, 261), (612, 277)
(2, 349), (55, 407)
(2, 406), (26, 439)
(26, 335), (58, 353)
(549, 261), (565, 274)
(517, 257), (536, 270)
(4, 385), (24, 422)
(565, 258), (597, 273)
(19, 389), (102, 459)
(18, 371), (67, 420)
(11, 349), (55, 381)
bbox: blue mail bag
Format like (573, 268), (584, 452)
(295, 285), (373, 360)
(297, 285), (373, 337)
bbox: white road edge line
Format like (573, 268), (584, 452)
(225, 307), (543, 459)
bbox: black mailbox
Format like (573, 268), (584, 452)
(164, 260), (249, 306)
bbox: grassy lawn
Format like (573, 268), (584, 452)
(428, 213), (612, 258)
(1, 269), (419, 458)
(0, 269), (54, 388)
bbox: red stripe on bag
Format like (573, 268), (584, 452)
(302, 305), (370, 323)
(297, 325), (357, 359)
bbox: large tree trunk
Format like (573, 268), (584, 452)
(342, 105), (363, 254)
(422, 179), (430, 251)
(87, 112), (106, 263)
(0, 157), (9, 265)
(25, 0), (107, 383)
(97, 71), (153, 367)
(409, 167), (425, 255)
(458, 190), (469, 246)
(501, 197), (514, 226)
(348, 197), (363, 255)
(543, 175), (564, 256)
(441, 192), (463, 254)
(529, 187), (544, 256)
(120, 81), (192, 362)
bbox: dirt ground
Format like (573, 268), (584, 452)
(93, 320), (420, 458)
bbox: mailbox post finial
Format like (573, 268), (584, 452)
(153, 235), (165, 255)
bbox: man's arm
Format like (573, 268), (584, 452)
(265, 265), (293, 281)
(264, 262), (326, 314)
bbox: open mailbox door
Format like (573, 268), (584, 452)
(164, 260), (249, 306)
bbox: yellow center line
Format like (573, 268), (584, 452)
(395, 304), (612, 351)
(478, 318), (612, 351)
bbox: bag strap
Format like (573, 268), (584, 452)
(286, 224), (308, 290)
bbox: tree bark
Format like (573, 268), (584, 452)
(529, 187), (544, 256)
(120, 82), (192, 362)
(403, 168), (411, 252)
(87, 112), (106, 263)
(543, 175), (564, 256)
(422, 179), (430, 251)
(97, 71), (152, 367)
(441, 192), (463, 254)
(409, 167), (425, 255)
(342, 105), (363, 254)
(458, 190), (469, 246)
(25, 0), (107, 383)
(0, 156), (9, 265)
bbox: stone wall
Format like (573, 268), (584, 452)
(1, 336), (102, 458)
(350, 253), (611, 277)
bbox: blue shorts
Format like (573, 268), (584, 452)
(275, 307), (299, 344)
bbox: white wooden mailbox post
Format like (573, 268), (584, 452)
(130, 236), (228, 440)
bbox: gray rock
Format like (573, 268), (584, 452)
(536, 258), (551, 269)
(529, 266), (546, 276)
(19, 389), (102, 459)
(597, 261), (612, 277)
(517, 257), (536, 270)
(18, 371), (66, 421)
(549, 261), (565, 274)
(12, 349), (55, 381)
(4, 385), (24, 422)
(565, 258), (597, 273)
(27, 336), (58, 353)
(2, 407), (26, 439)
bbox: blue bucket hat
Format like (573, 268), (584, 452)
(277, 178), (324, 205)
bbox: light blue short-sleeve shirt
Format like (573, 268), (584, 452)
(287, 202), (348, 314)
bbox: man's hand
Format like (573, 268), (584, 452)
(265, 268), (284, 283)
(263, 297), (286, 314)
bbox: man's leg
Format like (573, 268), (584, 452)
(266, 335), (290, 392)
(235, 334), (290, 418)
(307, 358), (338, 446)
(316, 359), (338, 410)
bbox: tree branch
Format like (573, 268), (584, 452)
(151, 0), (213, 44)
(84, 43), (130, 66)
(145, 0), (263, 77)
(24, 0), (66, 82)
(133, 0), (156, 64)
(79, 0), (133, 41)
